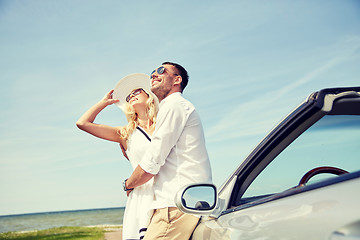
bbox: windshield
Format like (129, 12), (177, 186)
(243, 114), (360, 198)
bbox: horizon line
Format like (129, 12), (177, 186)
(0, 206), (125, 218)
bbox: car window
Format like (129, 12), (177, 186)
(242, 114), (360, 200)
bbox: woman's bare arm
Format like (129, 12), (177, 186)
(76, 90), (127, 148)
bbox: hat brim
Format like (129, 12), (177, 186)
(113, 73), (159, 111)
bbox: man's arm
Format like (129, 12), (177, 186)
(126, 94), (188, 189)
(125, 165), (154, 190)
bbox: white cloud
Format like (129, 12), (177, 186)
(206, 36), (360, 143)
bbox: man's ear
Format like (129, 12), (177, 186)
(173, 75), (182, 86)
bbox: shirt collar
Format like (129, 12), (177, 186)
(159, 92), (182, 107)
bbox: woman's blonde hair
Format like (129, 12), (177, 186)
(117, 91), (157, 141)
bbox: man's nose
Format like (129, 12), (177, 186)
(151, 72), (159, 80)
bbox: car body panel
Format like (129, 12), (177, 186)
(193, 177), (360, 239)
(175, 87), (360, 240)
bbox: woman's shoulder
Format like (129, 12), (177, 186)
(126, 128), (151, 153)
(129, 127), (151, 143)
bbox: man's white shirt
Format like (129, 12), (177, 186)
(139, 92), (212, 209)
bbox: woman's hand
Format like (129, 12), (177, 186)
(120, 143), (129, 160)
(76, 89), (125, 144)
(102, 89), (120, 106)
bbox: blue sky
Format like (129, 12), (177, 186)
(0, 0), (359, 215)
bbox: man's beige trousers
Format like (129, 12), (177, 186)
(143, 207), (199, 240)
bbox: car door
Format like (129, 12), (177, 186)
(190, 87), (360, 240)
(198, 176), (360, 239)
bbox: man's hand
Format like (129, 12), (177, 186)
(126, 189), (133, 197)
(126, 165), (154, 189)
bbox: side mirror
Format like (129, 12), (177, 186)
(175, 184), (217, 216)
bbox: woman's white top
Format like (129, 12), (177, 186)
(123, 127), (154, 240)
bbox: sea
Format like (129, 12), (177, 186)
(0, 207), (125, 233)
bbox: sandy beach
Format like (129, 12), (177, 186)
(104, 229), (122, 240)
(103, 226), (122, 240)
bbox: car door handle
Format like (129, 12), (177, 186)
(330, 220), (360, 240)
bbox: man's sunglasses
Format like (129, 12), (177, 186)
(150, 66), (165, 79)
(126, 88), (146, 102)
(150, 66), (179, 79)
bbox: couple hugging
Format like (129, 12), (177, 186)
(77, 62), (212, 240)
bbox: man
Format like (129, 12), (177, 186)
(124, 62), (212, 240)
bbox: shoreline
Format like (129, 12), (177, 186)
(0, 206), (125, 218)
(0, 208), (125, 234)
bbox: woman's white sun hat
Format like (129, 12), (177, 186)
(113, 73), (159, 111)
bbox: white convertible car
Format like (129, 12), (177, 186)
(176, 87), (360, 240)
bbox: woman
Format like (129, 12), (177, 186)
(76, 73), (158, 240)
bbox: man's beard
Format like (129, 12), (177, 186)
(151, 84), (171, 102)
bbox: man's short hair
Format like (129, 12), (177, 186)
(162, 62), (189, 91)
